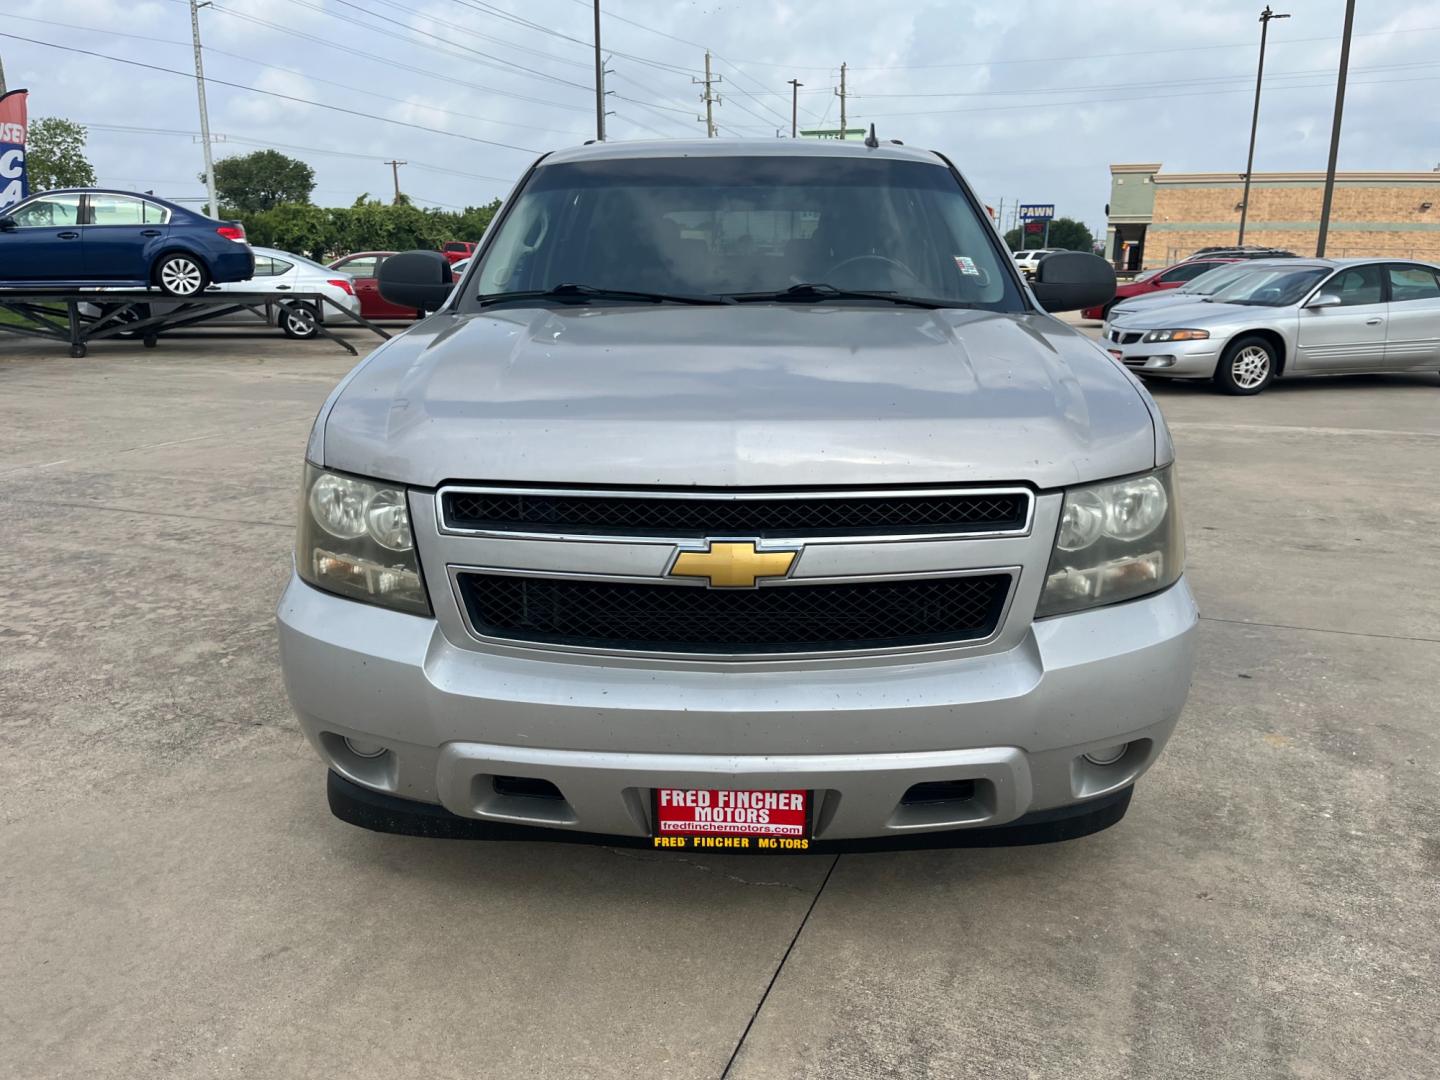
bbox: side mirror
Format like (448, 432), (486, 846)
(1029, 251), (1116, 313)
(1306, 293), (1341, 309)
(377, 250), (454, 312)
(0, 216), (16, 232)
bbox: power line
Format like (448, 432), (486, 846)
(4, 12), (589, 137)
(863, 71), (1440, 118)
(202, 2), (590, 114)
(0, 31), (541, 154)
(294, 0), (594, 92)
(82, 122), (519, 185)
(852, 60), (1440, 99)
(668, 23), (1440, 72)
(456, 0), (701, 75)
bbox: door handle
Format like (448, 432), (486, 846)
(58, 231), (80, 240)
(275, 284), (291, 290)
(141, 229), (163, 237)
(1365, 317), (1383, 325)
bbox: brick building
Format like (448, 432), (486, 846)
(1105, 163), (1440, 270)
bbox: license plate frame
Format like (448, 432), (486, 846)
(651, 788), (813, 852)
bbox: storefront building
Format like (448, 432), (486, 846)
(1104, 163), (1440, 270)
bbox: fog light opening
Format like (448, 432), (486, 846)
(1084, 743), (1129, 766)
(344, 736), (388, 759)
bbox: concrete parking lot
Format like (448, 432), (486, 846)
(2, 326), (1437, 1079)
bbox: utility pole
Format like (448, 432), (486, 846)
(1316, 0), (1355, 257)
(189, 0), (219, 218)
(592, 0), (605, 141)
(0, 54), (7, 95)
(1238, 5), (1289, 245)
(788, 78), (802, 138)
(694, 51), (721, 137)
(836, 63), (848, 138)
(385, 159), (407, 204)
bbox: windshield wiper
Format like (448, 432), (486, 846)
(727, 282), (957, 309)
(478, 282), (734, 307)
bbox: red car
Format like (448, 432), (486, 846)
(1081, 257), (1240, 321)
(441, 241), (476, 263)
(328, 251), (420, 320)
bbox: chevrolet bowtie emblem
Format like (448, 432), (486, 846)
(670, 541), (798, 589)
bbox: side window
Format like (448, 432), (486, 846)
(340, 257), (378, 278)
(1158, 262), (1213, 284)
(1387, 265), (1440, 303)
(10, 195), (82, 227)
(269, 258), (295, 276)
(142, 201), (170, 225)
(252, 257), (278, 277)
(89, 195), (147, 226)
(1327, 265), (1384, 306)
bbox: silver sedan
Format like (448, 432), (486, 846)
(1103, 258), (1440, 394)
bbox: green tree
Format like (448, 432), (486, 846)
(210, 149), (315, 213)
(1005, 217), (1094, 253)
(25, 117), (97, 191)
(240, 203), (333, 262)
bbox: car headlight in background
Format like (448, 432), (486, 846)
(296, 464), (430, 615)
(1036, 467), (1183, 618)
(1141, 328), (1209, 343)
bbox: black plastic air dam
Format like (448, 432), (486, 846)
(326, 771), (1133, 853)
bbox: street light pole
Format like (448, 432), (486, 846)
(1315, 0), (1356, 257)
(788, 79), (802, 138)
(1238, 5), (1289, 246)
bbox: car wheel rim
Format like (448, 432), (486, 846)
(286, 311), (314, 334)
(1232, 346), (1270, 388)
(161, 259), (202, 295)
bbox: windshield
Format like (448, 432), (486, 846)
(1210, 267), (1329, 306)
(1177, 263), (1256, 294)
(467, 155), (1023, 310)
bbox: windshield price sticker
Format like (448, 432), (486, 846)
(653, 788), (811, 851)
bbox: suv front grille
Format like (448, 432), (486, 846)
(456, 572), (1011, 654)
(441, 488), (1030, 538)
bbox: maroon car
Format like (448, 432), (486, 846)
(328, 251), (420, 320)
(1081, 257), (1240, 321)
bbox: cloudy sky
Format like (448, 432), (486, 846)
(3, 0), (1438, 234)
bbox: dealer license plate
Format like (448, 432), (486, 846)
(652, 788), (812, 852)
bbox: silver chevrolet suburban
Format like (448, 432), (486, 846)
(277, 139), (1197, 852)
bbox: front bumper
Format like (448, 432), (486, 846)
(1102, 334), (1223, 377)
(277, 574), (1198, 842)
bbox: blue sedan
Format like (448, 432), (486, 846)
(0, 188), (255, 296)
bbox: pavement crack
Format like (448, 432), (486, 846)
(1200, 615), (1440, 645)
(602, 846), (809, 891)
(720, 854), (841, 1079)
(0, 498), (293, 530)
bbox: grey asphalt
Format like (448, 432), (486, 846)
(2, 325), (1437, 1079)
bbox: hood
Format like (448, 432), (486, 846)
(1109, 290), (1205, 316)
(319, 305), (1158, 490)
(1108, 299), (1260, 329)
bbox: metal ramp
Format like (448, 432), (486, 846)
(0, 288), (393, 357)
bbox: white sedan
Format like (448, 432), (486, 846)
(213, 247), (361, 339)
(85, 247), (361, 340)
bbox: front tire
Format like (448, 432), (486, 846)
(154, 254), (209, 297)
(1214, 335), (1277, 395)
(279, 301), (320, 339)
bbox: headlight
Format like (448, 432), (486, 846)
(296, 464), (430, 615)
(1141, 328), (1209, 343)
(1036, 467), (1183, 618)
